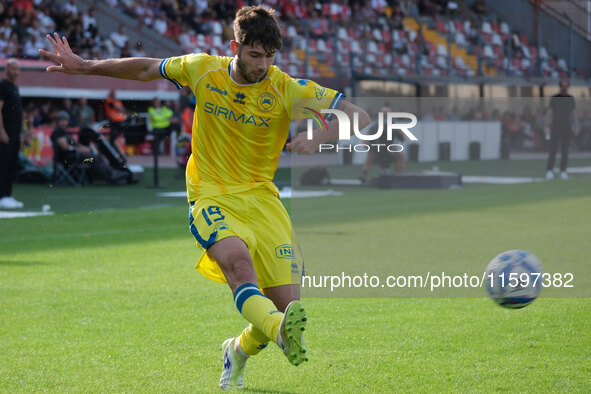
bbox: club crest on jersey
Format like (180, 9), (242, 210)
(275, 244), (296, 259)
(257, 92), (276, 112)
(234, 92), (246, 105)
(314, 86), (327, 101)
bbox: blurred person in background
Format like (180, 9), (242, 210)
(545, 79), (579, 180)
(147, 97), (174, 153)
(78, 97), (95, 129)
(0, 58), (24, 209)
(51, 110), (127, 184)
(104, 89), (128, 154)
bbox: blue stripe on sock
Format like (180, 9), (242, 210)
(233, 283), (264, 314)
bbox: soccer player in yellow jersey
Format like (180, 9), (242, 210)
(40, 6), (369, 390)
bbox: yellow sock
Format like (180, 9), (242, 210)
(238, 324), (269, 355)
(234, 283), (283, 345)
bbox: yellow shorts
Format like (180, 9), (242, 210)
(188, 188), (303, 288)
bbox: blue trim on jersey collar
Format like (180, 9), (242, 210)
(228, 59), (268, 84)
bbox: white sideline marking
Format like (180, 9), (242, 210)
(0, 211), (54, 219)
(279, 187), (343, 199)
(158, 192), (187, 197)
(330, 179), (363, 186)
(567, 166), (591, 174)
(462, 176), (543, 184)
(332, 175), (542, 185)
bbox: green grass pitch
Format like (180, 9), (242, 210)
(1, 160), (590, 392)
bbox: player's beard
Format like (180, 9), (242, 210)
(236, 56), (263, 84)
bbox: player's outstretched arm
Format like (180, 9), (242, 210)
(287, 99), (370, 154)
(38, 33), (162, 82)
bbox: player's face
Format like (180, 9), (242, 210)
(559, 81), (569, 95)
(235, 43), (276, 84)
(5, 61), (20, 82)
(57, 117), (69, 128)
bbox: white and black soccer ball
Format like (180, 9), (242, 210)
(485, 250), (544, 309)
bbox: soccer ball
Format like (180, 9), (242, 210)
(484, 250), (544, 309)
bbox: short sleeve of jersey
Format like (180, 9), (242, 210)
(159, 53), (214, 90)
(283, 77), (344, 120)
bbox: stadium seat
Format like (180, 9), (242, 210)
(212, 35), (223, 48)
(491, 21), (500, 33)
(286, 25), (298, 38)
(455, 56), (466, 69)
(529, 46), (538, 60)
(401, 54), (411, 67)
(211, 21), (223, 35)
(491, 33), (503, 47)
(463, 20), (472, 34)
(337, 40), (350, 52)
(367, 41), (378, 53)
(493, 46), (503, 57)
(557, 58), (568, 71)
(500, 22), (510, 35)
(540, 47), (548, 60)
(373, 28), (382, 41)
(483, 45), (494, 58)
(455, 32), (467, 46)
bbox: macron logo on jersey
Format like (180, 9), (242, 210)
(204, 102), (271, 127)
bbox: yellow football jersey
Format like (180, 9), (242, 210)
(160, 53), (343, 202)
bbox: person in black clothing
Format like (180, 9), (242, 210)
(545, 79), (579, 180)
(0, 58), (24, 209)
(51, 111), (127, 183)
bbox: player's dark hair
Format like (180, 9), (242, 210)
(233, 6), (282, 53)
